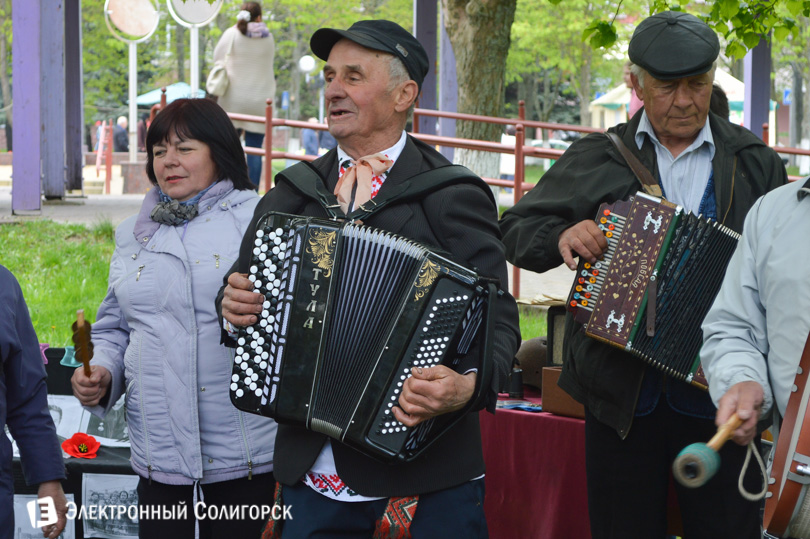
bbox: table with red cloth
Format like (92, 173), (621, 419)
(480, 393), (591, 539)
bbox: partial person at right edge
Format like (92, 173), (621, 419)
(214, 2), (275, 189)
(701, 178), (810, 455)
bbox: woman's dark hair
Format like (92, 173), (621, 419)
(236, 2), (262, 35)
(145, 98), (253, 191)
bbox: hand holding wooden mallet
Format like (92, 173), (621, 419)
(71, 309), (94, 377)
(673, 413), (743, 488)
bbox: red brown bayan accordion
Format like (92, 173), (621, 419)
(566, 192), (740, 389)
(229, 212), (492, 463)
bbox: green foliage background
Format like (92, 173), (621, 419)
(79, 0), (411, 126)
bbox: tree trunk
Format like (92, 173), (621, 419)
(442, 0), (517, 179)
(290, 41), (304, 123)
(517, 76), (535, 122)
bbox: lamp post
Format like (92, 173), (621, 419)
(166, 0), (223, 98)
(297, 55), (324, 123)
(104, 0), (159, 163)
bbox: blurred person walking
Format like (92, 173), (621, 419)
(213, 2), (275, 189)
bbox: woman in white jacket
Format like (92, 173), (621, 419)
(214, 2), (275, 189)
(72, 98), (275, 538)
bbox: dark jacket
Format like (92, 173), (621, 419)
(113, 124), (128, 153)
(0, 266), (65, 530)
(500, 112), (787, 438)
(217, 135), (520, 496)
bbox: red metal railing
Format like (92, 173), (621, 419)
(229, 100), (585, 298)
(227, 105), (806, 299)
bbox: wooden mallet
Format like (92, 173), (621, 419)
(71, 309), (94, 377)
(673, 413), (743, 488)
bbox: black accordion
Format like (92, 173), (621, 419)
(566, 192), (740, 389)
(229, 212), (492, 462)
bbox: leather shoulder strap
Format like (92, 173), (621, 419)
(275, 161), (345, 219)
(605, 132), (663, 198)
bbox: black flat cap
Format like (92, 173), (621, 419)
(629, 11), (719, 81)
(310, 20), (429, 91)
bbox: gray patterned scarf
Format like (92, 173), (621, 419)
(149, 183), (216, 225)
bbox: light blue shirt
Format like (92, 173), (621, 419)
(635, 111), (715, 213)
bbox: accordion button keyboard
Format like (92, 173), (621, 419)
(231, 219), (296, 412)
(568, 208), (626, 315)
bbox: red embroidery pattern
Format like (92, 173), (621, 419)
(260, 482), (283, 539)
(374, 496), (419, 539)
(260, 483), (419, 539)
(307, 472), (360, 497)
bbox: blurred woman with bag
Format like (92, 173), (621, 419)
(212, 2), (275, 189)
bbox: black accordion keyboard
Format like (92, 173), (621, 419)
(229, 212), (489, 462)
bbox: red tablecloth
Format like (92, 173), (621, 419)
(480, 395), (591, 539)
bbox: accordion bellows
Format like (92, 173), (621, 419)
(229, 212), (489, 462)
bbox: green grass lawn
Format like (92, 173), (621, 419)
(1, 220), (115, 347)
(519, 305), (548, 340)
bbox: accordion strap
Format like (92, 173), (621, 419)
(605, 132), (663, 198)
(275, 161), (344, 218)
(276, 161), (494, 222)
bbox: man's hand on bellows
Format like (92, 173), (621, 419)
(222, 272), (263, 327)
(558, 219), (608, 271)
(716, 381), (764, 446)
(393, 367), (476, 427)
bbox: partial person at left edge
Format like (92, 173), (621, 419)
(1, 265), (67, 539)
(70, 98), (276, 539)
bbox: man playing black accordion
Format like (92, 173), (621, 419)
(216, 19), (520, 537)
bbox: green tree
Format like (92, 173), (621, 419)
(82, 2), (170, 122)
(570, 0), (810, 60)
(508, 0), (641, 128)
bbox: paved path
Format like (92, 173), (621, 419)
(0, 190), (144, 228)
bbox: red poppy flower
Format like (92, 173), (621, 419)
(61, 433), (100, 459)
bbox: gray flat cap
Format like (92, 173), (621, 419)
(629, 11), (719, 80)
